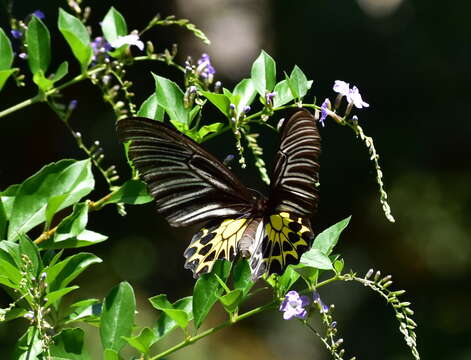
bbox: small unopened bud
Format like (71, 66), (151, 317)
(243, 105), (251, 114)
(365, 268), (374, 279)
(277, 118), (285, 131)
(374, 270), (381, 282)
(68, 99), (78, 111)
(24, 311), (34, 320)
(214, 81), (222, 93)
(223, 154), (235, 166)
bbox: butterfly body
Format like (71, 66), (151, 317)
(117, 110), (320, 280)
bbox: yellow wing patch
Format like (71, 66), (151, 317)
(250, 212), (314, 278)
(184, 218), (251, 277)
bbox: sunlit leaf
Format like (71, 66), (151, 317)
(193, 260), (231, 328)
(50, 328), (90, 360)
(251, 50), (276, 96)
(137, 94), (164, 121)
(58, 9), (92, 70)
(0, 28), (14, 70)
(26, 15), (51, 75)
(313, 216), (351, 255)
(8, 159), (94, 241)
(100, 282), (136, 353)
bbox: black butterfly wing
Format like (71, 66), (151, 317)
(116, 118), (256, 227)
(267, 110), (321, 216)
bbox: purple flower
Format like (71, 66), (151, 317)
(33, 10), (45, 19)
(333, 80), (350, 96)
(279, 290), (310, 320)
(91, 36), (111, 65)
(348, 86), (369, 109)
(10, 29), (22, 39)
(18, 52), (27, 60)
(243, 105), (251, 114)
(334, 80), (370, 109)
(110, 34), (144, 51)
(197, 53), (216, 81)
(265, 91), (276, 106)
(319, 98), (331, 127)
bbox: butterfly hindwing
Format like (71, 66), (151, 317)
(268, 110), (321, 216)
(184, 218), (262, 277)
(249, 212), (314, 279)
(116, 118), (256, 227)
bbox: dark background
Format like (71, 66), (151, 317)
(1, 0), (470, 359)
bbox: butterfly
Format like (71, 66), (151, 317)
(116, 109), (320, 280)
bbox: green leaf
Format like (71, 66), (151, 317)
(50, 328), (90, 360)
(198, 123), (225, 141)
(64, 299), (101, 326)
(300, 248), (333, 270)
(232, 78), (256, 116)
(0, 258), (21, 289)
(273, 79), (294, 107)
(8, 159), (94, 241)
(45, 285), (79, 307)
(102, 180), (153, 206)
(100, 282), (136, 353)
(288, 65), (310, 100)
(33, 70), (54, 91)
(0, 69), (16, 92)
(45, 193), (70, 230)
(277, 265), (300, 293)
(153, 296), (192, 342)
(124, 328), (155, 354)
(52, 61), (69, 83)
(218, 289), (243, 313)
(149, 294), (190, 329)
(0, 200), (6, 239)
(0, 306), (27, 322)
(53, 202), (88, 242)
(101, 7), (128, 43)
(58, 9), (92, 70)
(251, 50), (276, 96)
(137, 94), (164, 121)
(193, 260), (231, 328)
(313, 216), (351, 255)
(152, 73), (189, 124)
(13, 327), (44, 360)
(46, 252), (102, 292)
(0, 28), (13, 70)
(104, 349), (122, 360)
(124, 327), (156, 354)
(232, 259), (254, 296)
(292, 264), (318, 284)
(19, 234), (42, 276)
(200, 91), (231, 116)
(40, 202), (108, 249)
(334, 258), (344, 274)
(26, 15), (51, 75)
(1, 183), (19, 220)
(0, 240), (21, 267)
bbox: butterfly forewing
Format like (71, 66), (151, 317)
(268, 110), (321, 216)
(117, 118), (256, 227)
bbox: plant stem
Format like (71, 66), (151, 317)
(149, 302), (277, 360)
(0, 66), (106, 120)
